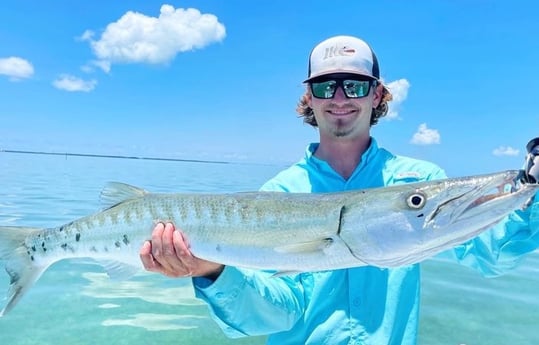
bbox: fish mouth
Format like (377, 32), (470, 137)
(426, 170), (537, 228)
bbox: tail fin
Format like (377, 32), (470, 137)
(0, 226), (47, 317)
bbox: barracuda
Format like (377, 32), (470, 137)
(0, 170), (537, 316)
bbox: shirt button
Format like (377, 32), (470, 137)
(353, 298), (361, 307)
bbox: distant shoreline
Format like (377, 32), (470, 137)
(0, 149), (232, 165)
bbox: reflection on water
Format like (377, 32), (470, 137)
(98, 303), (121, 309)
(81, 272), (204, 307)
(102, 313), (207, 331)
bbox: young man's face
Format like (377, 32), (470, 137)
(308, 75), (382, 140)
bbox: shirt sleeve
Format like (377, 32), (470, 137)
(192, 267), (305, 337)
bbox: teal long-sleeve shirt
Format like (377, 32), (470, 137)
(193, 138), (539, 345)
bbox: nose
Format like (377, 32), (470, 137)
(332, 85), (347, 103)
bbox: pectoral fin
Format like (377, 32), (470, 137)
(274, 238), (334, 254)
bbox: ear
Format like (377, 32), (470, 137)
(306, 89), (313, 108)
(372, 83), (384, 108)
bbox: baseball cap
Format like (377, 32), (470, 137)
(305, 35), (381, 82)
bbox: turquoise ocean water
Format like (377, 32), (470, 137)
(0, 152), (537, 345)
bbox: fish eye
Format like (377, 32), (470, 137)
(406, 192), (426, 209)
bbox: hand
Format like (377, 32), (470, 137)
(524, 137), (539, 183)
(140, 222), (224, 279)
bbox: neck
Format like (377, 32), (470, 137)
(314, 135), (371, 180)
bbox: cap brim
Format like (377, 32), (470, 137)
(303, 71), (378, 83)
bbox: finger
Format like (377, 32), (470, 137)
(151, 222), (179, 274)
(151, 222), (166, 259)
(154, 222), (181, 274)
(173, 228), (192, 258)
(139, 239), (152, 256)
(173, 230), (197, 276)
(161, 223), (191, 275)
(140, 240), (160, 271)
(162, 222), (176, 257)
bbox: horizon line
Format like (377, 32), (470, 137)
(0, 149), (233, 165)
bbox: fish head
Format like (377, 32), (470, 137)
(340, 170), (539, 267)
(418, 170), (536, 231)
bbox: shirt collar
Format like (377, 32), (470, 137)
(304, 137), (380, 177)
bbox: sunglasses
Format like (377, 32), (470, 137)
(310, 78), (377, 99)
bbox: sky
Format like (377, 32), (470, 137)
(1, 0), (538, 177)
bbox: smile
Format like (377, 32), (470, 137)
(328, 109), (356, 116)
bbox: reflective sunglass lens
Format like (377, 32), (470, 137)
(343, 80), (371, 98)
(311, 80), (336, 99)
(310, 79), (373, 99)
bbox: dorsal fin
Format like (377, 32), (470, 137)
(100, 182), (148, 209)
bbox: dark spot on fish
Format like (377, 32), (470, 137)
(416, 213), (424, 218)
(115, 241), (121, 248)
(59, 226), (64, 232)
(323, 237), (334, 246)
(90, 246), (98, 253)
(122, 234), (130, 245)
(61, 243), (68, 250)
(75, 233), (81, 242)
(43, 247), (47, 252)
(41, 242), (45, 248)
(31, 246), (36, 252)
(30, 256), (34, 261)
(216, 244), (222, 252)
(9, 272), (20, 284)
(104, 246), (109, 252)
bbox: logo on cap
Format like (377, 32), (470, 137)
(323, 45), (356, 59)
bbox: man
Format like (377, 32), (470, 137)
(140, 35), (539, 344)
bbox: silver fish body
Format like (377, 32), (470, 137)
(0, 169), (537, 316)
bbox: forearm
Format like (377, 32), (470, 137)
(193, 266), (305, 338)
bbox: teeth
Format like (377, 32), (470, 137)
(330, 109), (353, 115)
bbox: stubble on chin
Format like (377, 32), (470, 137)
(329, 119), (355, 137)
(332, 128), (353, 137)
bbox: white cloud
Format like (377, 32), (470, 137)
(410, 123), (441, 145)
(81, 60), (111, 74)
(81, 4), (226, 67)
(91, 60), (111, 73)
(492, 146), (520, 156)
(384, 78), (410, 120)
(52, 74), (97, 92)
(79, 29), (94, 41)
(0, 57), (34, 80)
